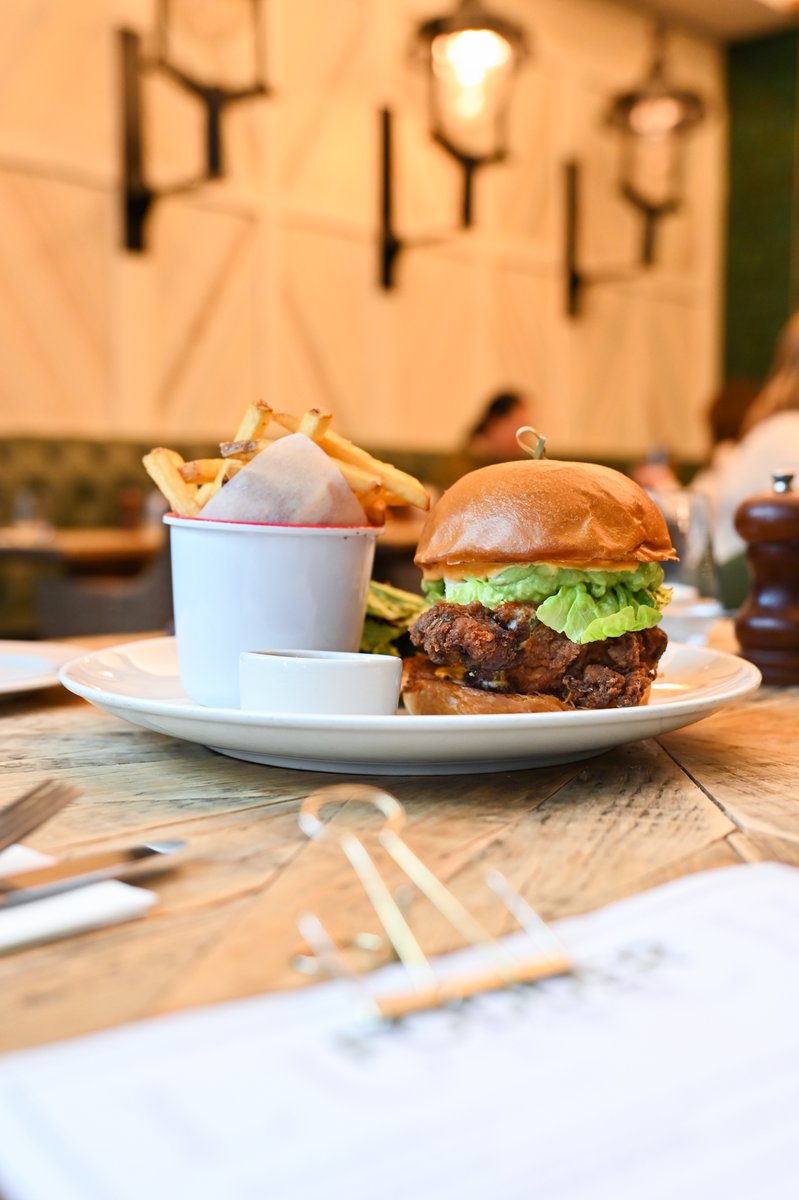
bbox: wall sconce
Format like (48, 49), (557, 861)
(120, 0), (269, 252)
(565, 24), (704, 316)
(380, 0), (528, 289)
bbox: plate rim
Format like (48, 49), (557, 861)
(0, 639), (87, 697)
(58, 635), (763, 733)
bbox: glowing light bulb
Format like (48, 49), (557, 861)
(431, 28), (512, 128)
(433, 28), (511, 88)
(628, 95), (683, 138)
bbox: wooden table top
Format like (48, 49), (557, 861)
(1, 625), (797, 1055)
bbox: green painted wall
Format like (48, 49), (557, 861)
(725, 31), (799, 382)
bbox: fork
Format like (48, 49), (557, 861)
(0, 780), (80, 854)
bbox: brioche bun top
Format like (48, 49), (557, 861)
(414, 459), (677, 573)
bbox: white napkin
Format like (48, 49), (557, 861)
(201, 433), (368, 525)
(0, 845), (156, 954)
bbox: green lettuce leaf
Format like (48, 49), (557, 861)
(423, 561), (664, 607)
(536, 583), (663, 643)
(421, 563), (670, 645)
(360, 581), (429, 657)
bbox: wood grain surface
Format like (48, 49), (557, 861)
(1, 634), (797, 1053)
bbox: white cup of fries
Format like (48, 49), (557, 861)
(143, 401), (430, 709)
(166, 515), (380, 708)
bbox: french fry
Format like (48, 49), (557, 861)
(143, 448), (201, 517)
(326, 458), (383, 500)
(194, 481), (217, 507)
(380, 490), (417, 507)
(234, 401), (272, 442)
(144, 400), (429, 524)
(221, 458), (245, 478)
(219, 438), (274, 461)
(331, 444), (429, 509)
(196, 458), (245, 507)
(298, 408), (333, 441)
(270, 411), (312, 437)
(363, 497), (388, 526)
(271, 411), (429, 510)
(179, 458), (230, 484)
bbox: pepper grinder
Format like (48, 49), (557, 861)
(734, 470), (799, 685)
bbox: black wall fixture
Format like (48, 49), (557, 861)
(379, 0), (528, 289)
(120, 0), (269, 252)
(565, 23), (705, 316)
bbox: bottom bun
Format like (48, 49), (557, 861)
(401, 656), (568, 715)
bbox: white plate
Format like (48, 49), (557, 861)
(0, 640), (83, 697)
(57, 637), (761, 776)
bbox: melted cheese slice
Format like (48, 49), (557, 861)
(422, 559), (648, 582)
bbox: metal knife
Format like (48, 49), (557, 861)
(0, 839), (187, 908)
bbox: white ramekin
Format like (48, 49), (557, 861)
(239, 649), (402, 716)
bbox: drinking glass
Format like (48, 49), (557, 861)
(650, 489), (716, 598)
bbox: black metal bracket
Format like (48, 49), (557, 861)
(379, 107), (486, 290)
(120, 28), (269, 252)
(620, 180), (679, 267)
(379, 109), (402, 290)
(565, 159), (680, 317)
(120, 30), (155, 253)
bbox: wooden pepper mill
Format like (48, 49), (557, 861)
(734, 470), (799, 685)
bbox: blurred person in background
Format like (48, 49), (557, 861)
(688, 377), (760, 506)
(704, 377), (761, 450)
(632, 379), (760, 495)
(466, 391), (536, 462)
(696, 318), (799, 574)
(375, 389), (536, 591)
(630, 378), (762, 601)
(631, 446), (680, 493)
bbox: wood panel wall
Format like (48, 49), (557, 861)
(0, 0), (725, 462)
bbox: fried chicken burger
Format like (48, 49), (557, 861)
(402, 459), (676, 714)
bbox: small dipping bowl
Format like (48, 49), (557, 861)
(239, 649), (402, 716)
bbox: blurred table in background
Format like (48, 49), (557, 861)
(0, 523), (163, 573)
(0, 524), (164, 575)
(50, 526), (165, 575)
(0, 525), (168, 639)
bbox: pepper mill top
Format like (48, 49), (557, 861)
(736, 470), (798, 538)
(734, 469), (799, 686)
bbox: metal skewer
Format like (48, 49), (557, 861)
(297, 784), (573, 1021)
(515, 425), (547, 459)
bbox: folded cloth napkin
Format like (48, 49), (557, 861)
(0, 845), (156, 954)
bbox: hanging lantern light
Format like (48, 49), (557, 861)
(414, 0), (529, 224)
(606, 24), (704, 263)
(379, 0), (529, 288)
